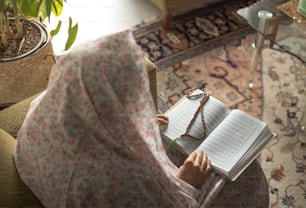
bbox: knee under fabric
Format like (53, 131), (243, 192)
(0, 129), (43, 208)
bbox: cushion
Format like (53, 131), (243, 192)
(0, 92), (41, 138)
(0, 129), (43, 207)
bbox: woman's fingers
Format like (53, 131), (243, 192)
(195, 150), (204, 166)
(200, 152), (208, 171)
(185, 151), (197, 164)
(204, 159), (212, 175)
(157, 114), (168, 120)
(157, 117), (168, 124)
(179, 151), (212, 188)
(195, 151), (212, 174)
(185, 151), (212, 173)
(157, 114), (168, 124)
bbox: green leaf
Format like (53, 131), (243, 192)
(35, 0), (43, 17)
(18, 0), (64, 20)
(45, 0), (51, 18)
(50, 0), (63, 16)
(167, 137), (179, 157)
(49, 20), (61, 38)
(64, 16), (78, 50)
(52, 0), (63, 15)
(0, 0), (6, 18)
(18, 0), (40, 17)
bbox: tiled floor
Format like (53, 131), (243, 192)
(47, 0), (162, 55)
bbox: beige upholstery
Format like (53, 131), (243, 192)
(0, 93), (42, 138)
(0, 129), (43, 208)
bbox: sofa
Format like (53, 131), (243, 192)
(0, 58), (158, 207)
(150, 0), (224, 29)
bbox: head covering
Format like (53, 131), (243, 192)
(14, 30), (202, 207)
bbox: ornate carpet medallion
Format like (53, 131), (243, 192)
(133, 0), (306, 207)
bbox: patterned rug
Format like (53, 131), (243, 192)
(133, 1), (306, 207)
(261, 47), (306, 208)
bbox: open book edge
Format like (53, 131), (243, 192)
(195, 110), (274, 180)
(212, 131), (276, 181)
(161, 89), (276, 181)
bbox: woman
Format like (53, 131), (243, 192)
(14, 30), (213, 207)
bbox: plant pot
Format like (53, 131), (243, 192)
(0, 19), (55, 109)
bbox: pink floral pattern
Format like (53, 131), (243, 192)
(14, 31), (210, 207)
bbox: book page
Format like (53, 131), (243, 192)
(227, 128), (274, 180)
(196, 110), (267, 174)
(163, 89), (230, 154)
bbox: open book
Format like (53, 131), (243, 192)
(162, 89), (275, 181)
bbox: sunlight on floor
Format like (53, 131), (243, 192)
(47, 0), (161, 55)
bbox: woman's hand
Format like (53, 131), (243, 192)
(176, 151), (212, 189)
(157, 114), (168, 125)
(157, 113), (168, 131)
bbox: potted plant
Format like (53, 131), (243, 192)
(0, 0), (78, 108)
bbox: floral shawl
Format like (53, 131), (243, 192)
(14, 30), (213, 208)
